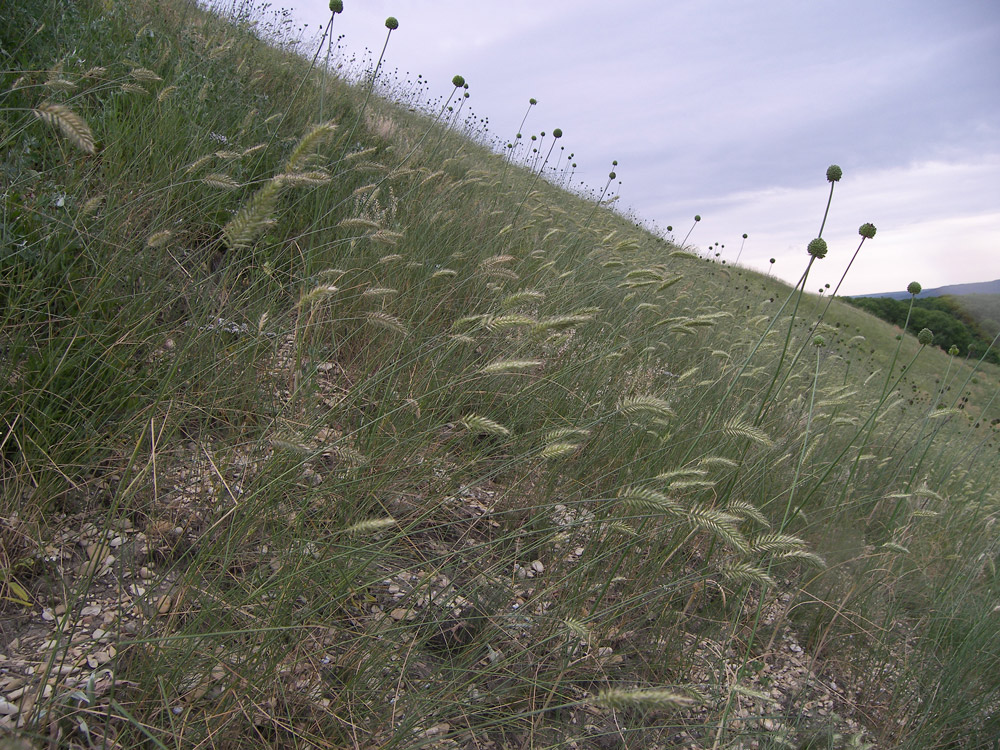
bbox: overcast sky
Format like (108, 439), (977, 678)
(276, 0), (1000, 296)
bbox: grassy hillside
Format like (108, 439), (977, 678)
(2, 0), (999, 747)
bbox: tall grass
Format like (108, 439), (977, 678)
(1, 0), (998, 747)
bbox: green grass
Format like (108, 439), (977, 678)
(2, 0), (999, 747)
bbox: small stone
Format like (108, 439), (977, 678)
(81, 604), (102, 617)
(531, 560), (544, 573)
(41, 608), (55, 622)
(92, 628), (106, 640)
(157, 595), (172, 615)
(390, 608), (413, 621)
(0, 699), (18, 716)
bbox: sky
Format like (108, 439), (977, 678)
(268, 0), (999, 296)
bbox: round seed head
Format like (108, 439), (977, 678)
(529, 98), (537, 105)
(770, 258), (775, 264)
(608, 171), (616, 179)
(329, 0), (343, 12)
(552, 128), (563, 138)
(859, 222), (876, 239)
(949, 345), (960, 356)
(742, 233), (748, 239)
(452, 75), (465, 87)
(813, 335), (826, 347)
(918, 328), (934, 346)
(907, 281), (922, 295)
(385, 16), (399, 29)
(807, 238), (828, 258)
(826, 164), (843, 182)
(694, 215), (701, 222)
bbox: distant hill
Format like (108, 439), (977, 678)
(856, 278), (1000, 300)
(845, 291), (1000, 363)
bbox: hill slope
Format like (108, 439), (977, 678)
(2, 0), (998, 748)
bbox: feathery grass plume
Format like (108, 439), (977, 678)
(532, 313), (594, 335)
(203, 173), (240, 190)
(501, 289), (546, 308)
(544, 428), (590, 443)
(362, 287), (397, 298)
(479, 359), (544, 375)
(619, 395), (675, 419)
(130, 67), (162, 82)
(725, 499), (770, 526)
(45, 78), (77, 92)
(146, 230), (173, 248)
(685, 505), (747, 550)
(271, 437), (312, 456)
(604, 520), (638, 537)
(590, 688), (697, 711)
(485, 314), (537, 331)
(747, 532), (807, 555)
(275, 170), (331, 186)
(377, 253), (404, 264)
(338, 217), (381, 231)
(669, 479), (717, 491)
(81, 194), (105, 216)
(723, 417), (774, 448)
(461, 414), (510, 437)
(184, 154), (213, 175)
(157, 85), (177, 102)
(33, 102), (96, 154)
(371, 230), (403, 245)
(880, 542), (909, 554)
(223, 178), (281, 248)
(562, 617), (591, 641)
(365, 311), (409, 335)
(431, 268), (458, 278)
(539, 442), (580, 459)
(121, 82), (148, 95)
(617, 486), (682, 515)
(341, 518), (397, 535)
(285, 120), (337, 171)
(777, 550), (826, 567)
(296, 285), (338, 308)
(654, 468), (708, 483)
(720, 561), (775, 587)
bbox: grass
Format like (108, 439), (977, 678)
(1, 0), (999, 747)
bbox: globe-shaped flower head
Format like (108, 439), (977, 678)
(330, 0), (343, 12)
(552, 128), (562, 138)
(918, 328), (934, 346)
(949, 345), (960, 356)
(859, 222), (876, 239)
(452, 75), (465, 88)
(529, 98), (537, 105)
(385, 16), (399, 29)
(907, 281), (922, 296)
(807, 238), (828, 258)
(608, 171), (616, 179)
(694, 215), (701, 222)
(826, 164), (843, 182)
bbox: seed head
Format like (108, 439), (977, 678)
(694, 215), (701, 222)
(907, 281), (922, 296)
(329, 0), (343, 12)
(452, 75), (465, 87)
(385, 16), (398, 29)
(826, 164), (843, 182)
(813, 335), (826, 347)
(949, 345), (960, 356)
(529, 98), (537, 105)
(770, 258), (775, 264)
(807, 238), (828, 259)
(743, 233), (748, 239)
(859, 222), (876, 239)
(552, 128), (563, 138)
(608, 171), (616, 179)
(918, 328), (934, 346)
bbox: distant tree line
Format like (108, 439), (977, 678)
(847, 295), (1000, 365)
